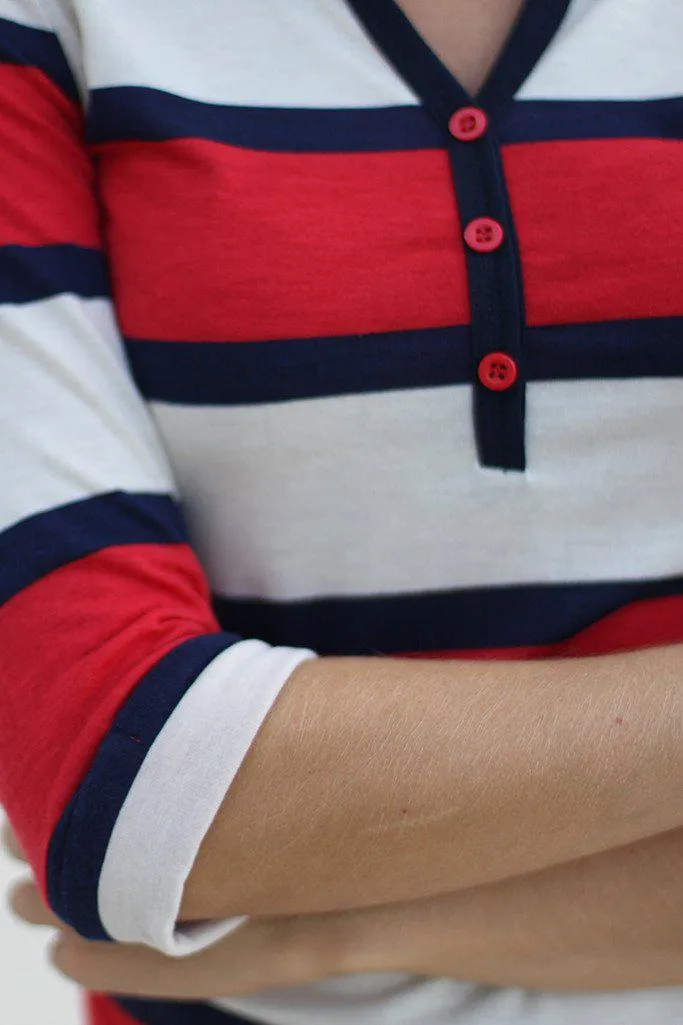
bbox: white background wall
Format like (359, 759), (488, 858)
(0, 810), (80, 1025)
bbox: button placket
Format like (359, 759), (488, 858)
(341, 0), (540, 472)
(444, 97), (525, 470)
(445, 126), (526, 471)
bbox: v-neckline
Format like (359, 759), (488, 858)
(345, 0), (573, 119)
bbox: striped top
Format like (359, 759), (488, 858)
(1, 1), (682, 1023)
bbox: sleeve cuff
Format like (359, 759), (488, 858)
(97, 639), (318, 956)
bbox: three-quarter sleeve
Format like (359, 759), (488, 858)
(0, 0), (317, 957)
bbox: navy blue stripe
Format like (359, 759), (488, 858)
(213, 574), (683, 657)
(525, 319), (683, 381)
(0, 245), (109, 304)
(0, 16), (80, 103)
(47, 632), (242, 940)
(117, 999), (260, 1025)
(85, 86), (683, 152)
(501, 98), (683, 144)
(86, 87), (442, 152)
(0, 492), (187, 606)
(124, 318), (683, 406)
(125, 328), (468, 404)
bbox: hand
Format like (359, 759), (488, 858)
(1, 818), (361, 999)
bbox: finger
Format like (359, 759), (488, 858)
(47, 918), (314, 1000)
(1, 819), (27, 864)
(49, 937), (220, 998)
(8, 878), (65, 929)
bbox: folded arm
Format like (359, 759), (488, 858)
(6, 818), (683, 996)
(181, 647), (683, 920)
(4, 1), (683, 963)
(339, 824), (683, 991)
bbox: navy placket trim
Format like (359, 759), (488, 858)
(345, 0), (572, 471)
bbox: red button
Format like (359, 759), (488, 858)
(478, 352), (518, 392)
(464, 217), (505, 253)
(448, 106), (488, 142)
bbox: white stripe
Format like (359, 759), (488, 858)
(7, 1), (682, 110)
(215, 973), (683, 1025)
(152, 376), (683, 600)
(14, 1), (682, 113)
(0, 0), (43, 29)
(75, 0), (419, 108)
(74, 0), (682, 109)
(98, 639), (316, 955)
(520, 0), (683, 100)
(0, 296), (176, 533)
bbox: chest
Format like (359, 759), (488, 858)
(84, 0), (683, 483)
(74, 0), (683, 610)
(392, 0), (526, 93)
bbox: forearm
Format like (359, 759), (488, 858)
(180, 646), (683, 920)
(343, 825), (683, 991)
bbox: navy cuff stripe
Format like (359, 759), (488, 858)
(46, 632), (242, 940)
(0, 492), (187, 606)
(0, 245), (109, 304)
(213, 574), (683, 656)
(117, 998), (257, 1025)
(86, 86), (683, 152)
(0, 16), (80, 103)
(124, 318), (683, 406)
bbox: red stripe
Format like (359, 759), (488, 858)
(396, 593), (683, 660)
(504, 138), (683, 327)
(83, 993), (140, 1025)
(0, 543), (220, 899)
(92, 139), (471, 341)
(0, 66), (100, 247)
(94, 136), (683, 344)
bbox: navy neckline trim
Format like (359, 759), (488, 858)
(345, 0), (573, 118)
(479, 0), (573, 110)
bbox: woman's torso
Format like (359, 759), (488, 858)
(58, 0), (683, 1021)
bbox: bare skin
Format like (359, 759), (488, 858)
(394, 0), (527, 93)
(179, 647), (683, 922)
(6, 818), (683, 996)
